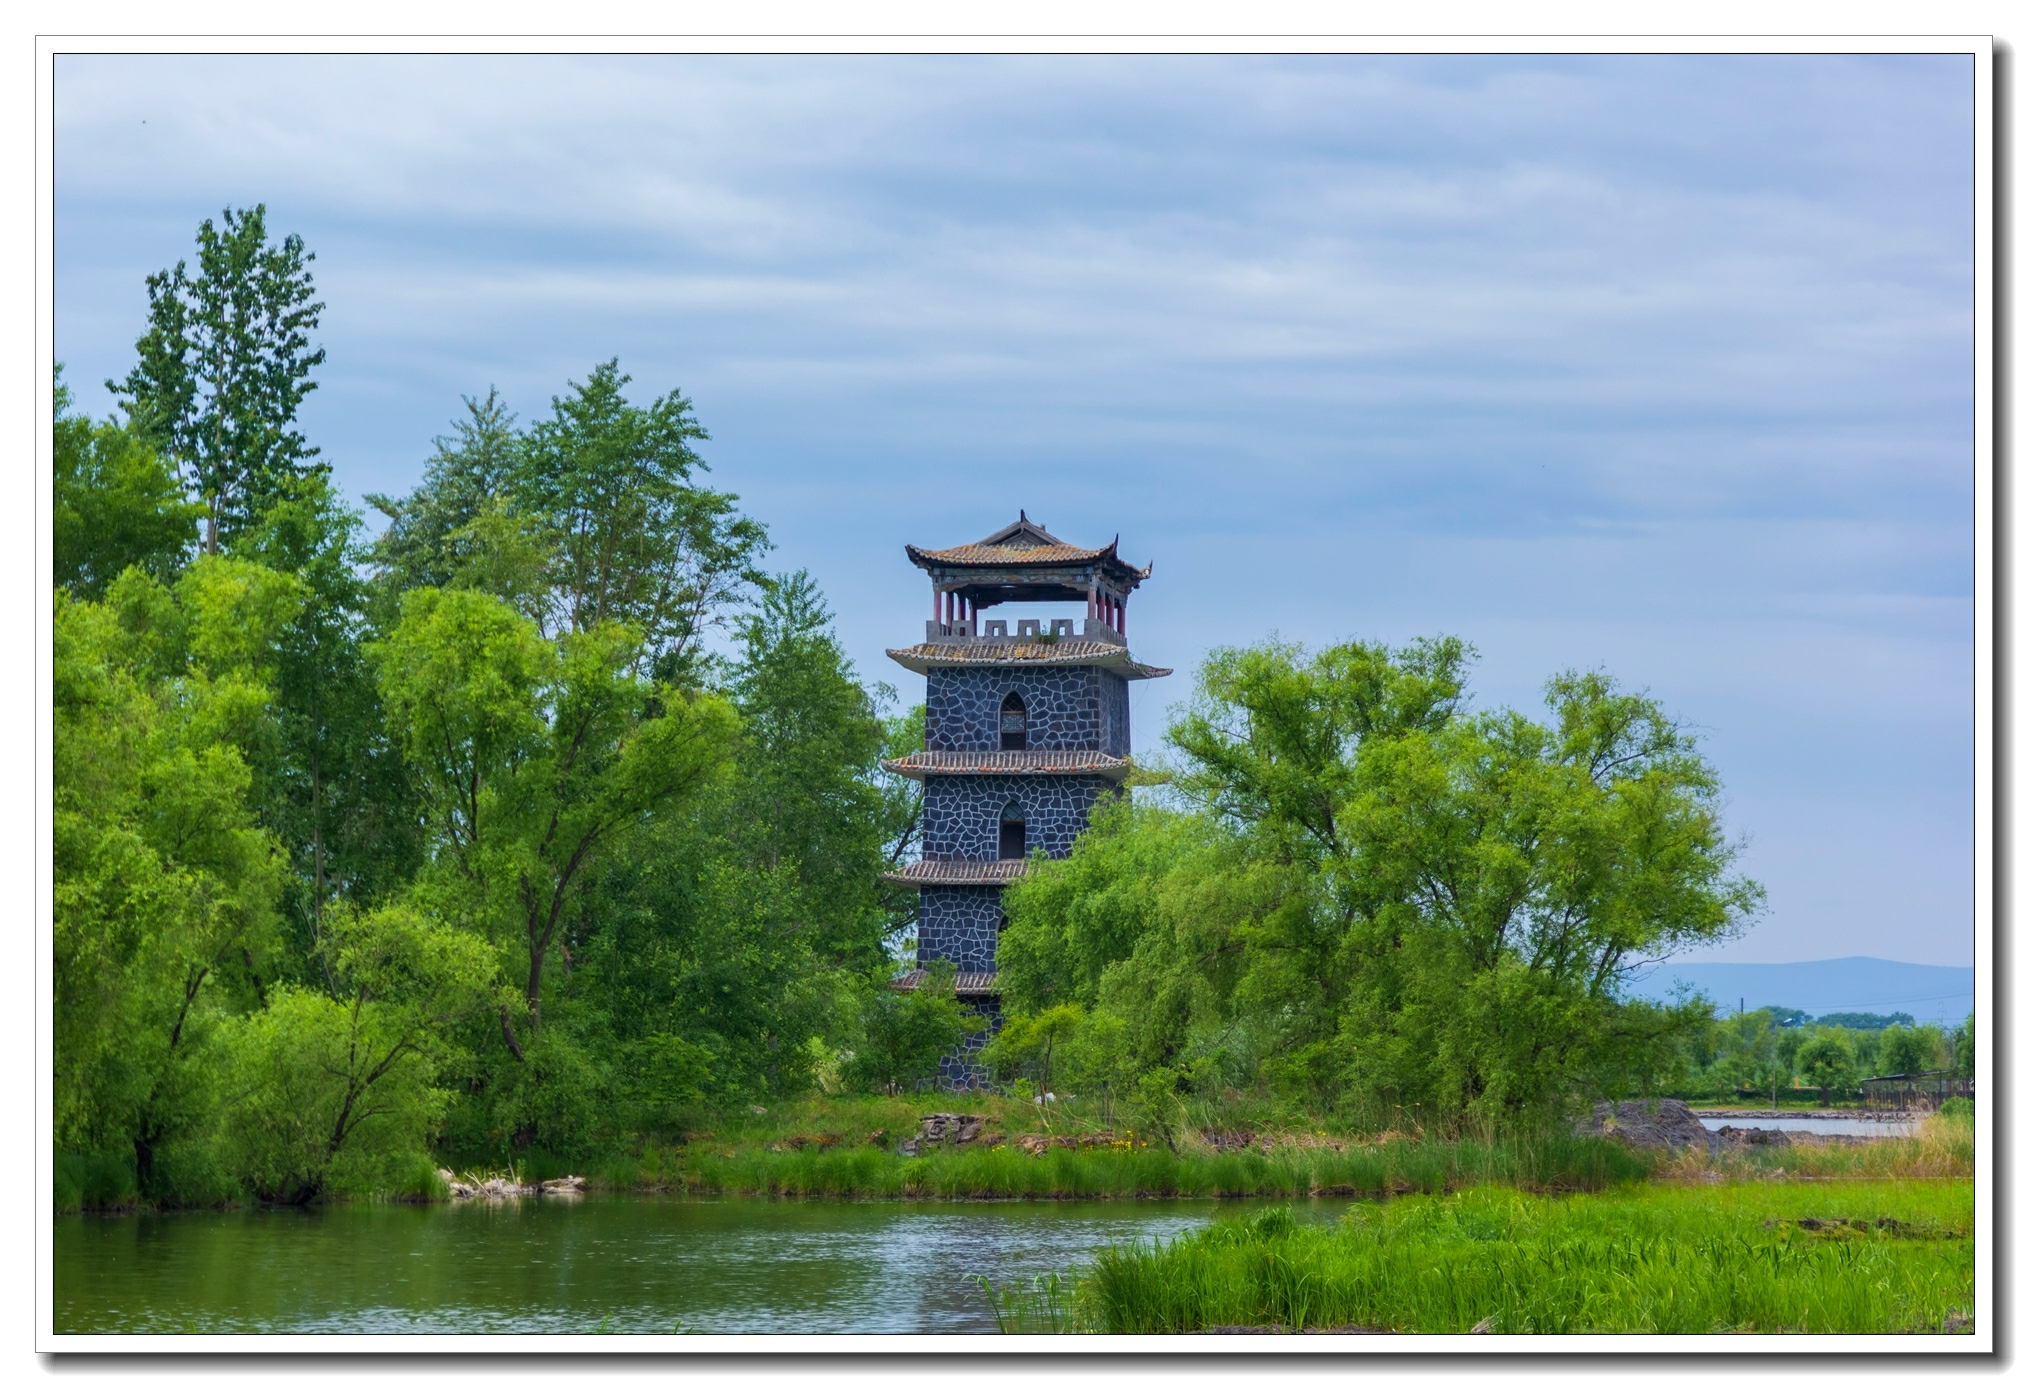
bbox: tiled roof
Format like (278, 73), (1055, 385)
(885, 640), (1173, 680)
(892, 969), (1001, 996)
(882, 859), (1035, 886)
(912, 541), (1113, 567)
(880, 750), (1132, 781)
(906, 514), (1152, 579)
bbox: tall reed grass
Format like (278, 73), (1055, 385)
(1662, 1104), (1976, 1184)
(1018, 1179), (1972, 1334)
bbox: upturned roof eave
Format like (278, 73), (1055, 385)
(884, 642), (1173, 680)
(880, 859), (1037, 887)
(879, 752), (1133, 782)
(904, 540), (1152, 583)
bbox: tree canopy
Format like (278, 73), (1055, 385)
(999, 639), (1763, 1132)
(108, 204), (326, 555)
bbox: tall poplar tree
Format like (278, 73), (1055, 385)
(109, 204), (327, 555)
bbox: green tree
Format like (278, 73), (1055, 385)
(719, 571), (895, 969)
(1951, 1011), (1975, 1080)
(1002, 640), (1762, 1133)
(1059, 1010), (1136, 1127)
(517, 361), (769, 681)
(373, 587), (740, 1075)
(1796, 1034), (1854, 1104)
(53, 559), (299, 1194)
(236, 472), (421, 976)
(876, 701), (928, 934)
(844, 963), (980, 1096)
(108, 204), (326, 555)
(982, 1003), (1085, 1103)
(54, 367), (201, 597)
(547, 569), (911, 1116)
(217, 901), (497, 1202)
(1880, 1024), (1944, 1076)
(365, 390), (524, 605)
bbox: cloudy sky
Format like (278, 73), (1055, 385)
(53, 53), (1975, 967)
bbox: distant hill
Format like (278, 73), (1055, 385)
(1623, 956), (1973, 1026)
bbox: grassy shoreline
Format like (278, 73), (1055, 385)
(54, 1098), (1974, 1213)
(984, 1178), (1975, 1334)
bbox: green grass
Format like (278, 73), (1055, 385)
(1001, 1180), (1973, 1334)
(52, 1150), (139, 1214)
(1655, 1103), (1974, 1183)
(661, 1131), (1648, 1200)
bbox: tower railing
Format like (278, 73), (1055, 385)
(924, 617), (1125, 645)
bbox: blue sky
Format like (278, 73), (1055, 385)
(53, 53), (1976, 965)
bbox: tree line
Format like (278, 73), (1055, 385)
(55, 206), (961, 1204)
(1669, 1007), (1972, 1104)
(979, 637), (1776, 1134)
(59, 205), (1913, 1208)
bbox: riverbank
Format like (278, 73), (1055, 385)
(985, 1179), (1976, 1334)
(654, 1131), (1651, 1200)
(54, 1098), (1972, 1213)
(581, 1098), (1971, 1199)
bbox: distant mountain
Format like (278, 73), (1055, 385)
(1622, 956), (1973, 1026)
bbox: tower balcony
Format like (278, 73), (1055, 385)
(923, 616), (1125, 646)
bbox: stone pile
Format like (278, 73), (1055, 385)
(1013, 1130), (1136, 1155)
(1575, 1098), (1716, 1154)
(898, 1112), (991, 1155)
(1714, 1124), (1791, 1148)
(438, 1170), (586, 1200)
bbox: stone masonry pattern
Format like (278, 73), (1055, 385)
(938, 997), (1002, 1090)
(922, 774), (1113, 863)
(918, 885), (1007, 973)
(925, 666), (1132, 757)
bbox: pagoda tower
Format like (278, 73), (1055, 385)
(882, 513), (1169, 1086)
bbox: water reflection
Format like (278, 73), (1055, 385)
(57, 1195), (1324, 1335)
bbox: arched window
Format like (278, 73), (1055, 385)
(999, 691), (1028, 750)
(999, 799), (1027, 860)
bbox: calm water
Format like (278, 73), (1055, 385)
(56, 1195), (1331, 1335)
(1701, 1114), (1921, 1138)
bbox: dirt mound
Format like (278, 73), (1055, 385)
(1576, 1098), (1714, 1153)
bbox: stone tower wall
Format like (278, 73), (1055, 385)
(921, 774), (1113, 862)
(917, 884), (1005, 973)
(925, 666), (1130, 755)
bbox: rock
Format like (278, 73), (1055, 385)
(1469, 1316), (1497, 1334)
(1014, 1130), (1131, 1155)
(1715, 1124), (1791, 1148)
(917, 1112), (988, 1148)
(1576, 1098), (1714, 1153)
(440, 1170), (585, 1200)
(1201, 1130), (1256, 1154)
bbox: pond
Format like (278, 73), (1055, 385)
(1697, 1112), (1922, 1138)
(55, 1195), (1344, 1336)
